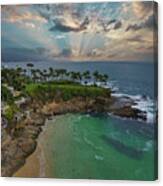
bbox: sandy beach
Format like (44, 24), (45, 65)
(14, 122), (50, 178)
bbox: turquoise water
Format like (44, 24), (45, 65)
(40, 113), (156, 180)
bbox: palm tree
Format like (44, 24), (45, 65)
(16, 67), (23, 76)
(55, 69), (61, 80)
(43, 69), (48, 82)
(23, 69), (27, 76)
(26, 63), (34, 77)
(55, 69), (67, 80)
(38, 70), (44, 82)
(76, 72), (82, 83)
(93, 70), (100, 86)
(35, 69), (41, 82)
(103, 74), (109, 86)
(83, 70), (91, 85)
(31, 69), (38, 82)
(59, 69), (67, 80)
(65, 71), (70, 81)
(48, 67), (54, 81)
(70, 71), (78, 82)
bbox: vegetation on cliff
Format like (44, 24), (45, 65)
(25, 83), (111, 102)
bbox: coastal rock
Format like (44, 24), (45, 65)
(1, 139), (26, 177)
(18, 125), (42, 139)
(110, 106), (146, 120)
(17, 137), (37, 156)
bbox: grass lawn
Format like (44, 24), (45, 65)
(25, 82), (111, 102)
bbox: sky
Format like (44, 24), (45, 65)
(1, 1), (157, 62)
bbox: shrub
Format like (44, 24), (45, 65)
(1, 86), (14, 104)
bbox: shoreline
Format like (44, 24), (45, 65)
(1, 95), (149, 177)
(14, 119), (54, 178)
(14, 143), (41, 177)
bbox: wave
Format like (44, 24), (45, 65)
(83, 135), (102, 151)
(142, 140), (153, 152)
(112, 92), (156, 124)
(94, 154), (104, 161)
(81, 80), (118, 91)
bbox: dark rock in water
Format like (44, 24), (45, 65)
(101, 135), (144, 160)
(110, 105), (147, 121)
(92, 97), (111, 113)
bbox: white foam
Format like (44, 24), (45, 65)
(131, 96), (156, 124)
(94, 154), (104, 161)
(112, 92), (156, 124)
(142, 140), (153, 152)
(81, 80), (118, 90)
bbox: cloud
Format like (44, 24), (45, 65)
(125, 24), (141, 32)
(24, 22), (36, 29)
(126, 14), (157, 32)
(60, 48), (72, 57)
(113, 21), (122, 30)
(101, 19), (122, 32)
(87, 48), (103, 57)
(126, 35), (145, 43)
(132, 2), (153, 19)
(2, 5), (47, 23)
(2, 2), (155, 62)
(55, 35), (66, 39)
(49, 17), (89, 33)
(107, 19), (117, 25)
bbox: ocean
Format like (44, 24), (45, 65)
(3, 61), (158, 180)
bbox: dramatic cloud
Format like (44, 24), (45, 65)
(108, 19), (117, 25)
(126, 24), (141, 32)
(2, 5), (47, 23)
(132, 1), (153, 18)
(1, 2), (157, 62)
(126, 14), (157, 32)
(126, 35), (145, 43)
(113, 21), (122, 30)
(49, 17), (89, 33)
(101, 19), (122, 32)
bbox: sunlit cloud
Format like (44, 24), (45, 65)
(1, 2), (157, 62)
